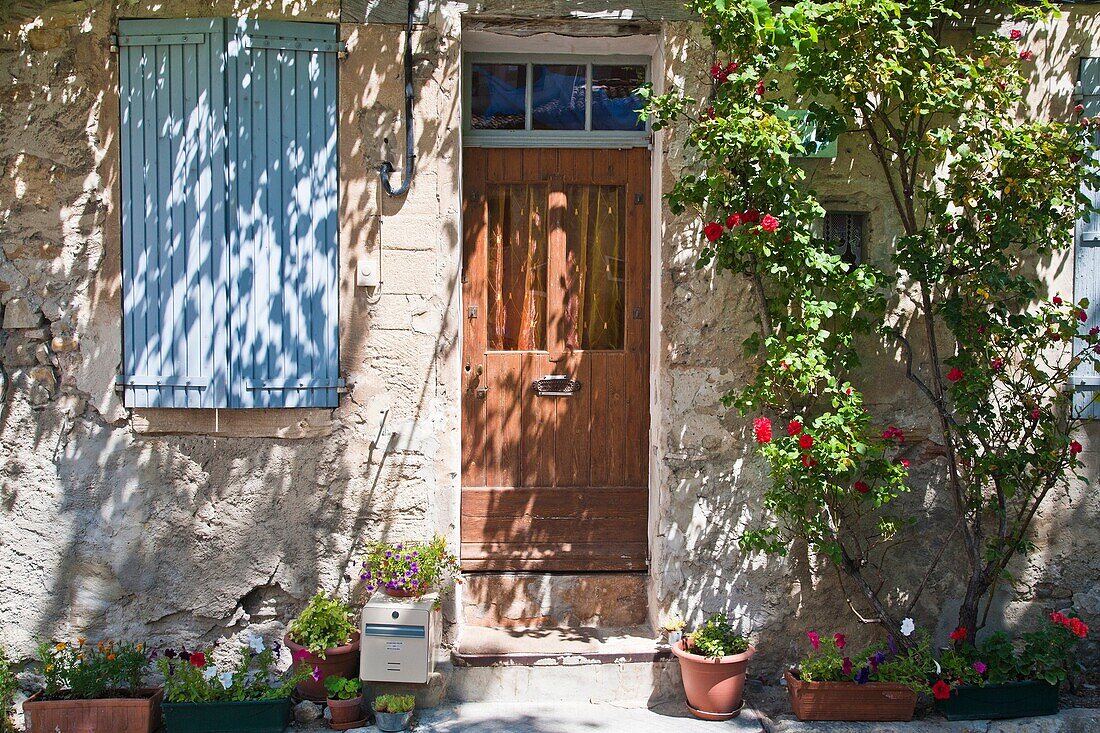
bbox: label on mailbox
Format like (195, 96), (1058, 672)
(386, 641), (403, 652)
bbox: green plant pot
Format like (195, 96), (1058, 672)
(935, 680), (1059, 721)
(162, 697), (292, 733)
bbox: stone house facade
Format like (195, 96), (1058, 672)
(0, 0), (1097, 701)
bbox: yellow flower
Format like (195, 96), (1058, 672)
(55, 642), (66, 651)
(45, 664), (54, 673)
(136, 643), (144, 651)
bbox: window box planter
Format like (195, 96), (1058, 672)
(785, 669), (916, 721)
(161, 697), (292, 733)
(23, 687), (163, 733)
(934, 680), (1059, 720)
(670, 640), (755, 720)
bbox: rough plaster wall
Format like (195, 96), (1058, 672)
(651, 11), (1100, 680)
(0, 0), (463, 678)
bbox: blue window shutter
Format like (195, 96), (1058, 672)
(117, 19), (230, 408)
(226, 20), (342, 408)
(1075, 58), (1100, 418)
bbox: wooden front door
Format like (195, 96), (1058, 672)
(461, 147), (650, 572)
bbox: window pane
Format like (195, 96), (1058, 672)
(824, 211), (864, 266)
(471, 63), (526, 130)
(487, 185), (548, 350)
(532, 64), (586, 130)
(591, 65), (646, 131)
(564, 185), (625, 350)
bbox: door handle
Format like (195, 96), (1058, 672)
(465, 363), (483, 392)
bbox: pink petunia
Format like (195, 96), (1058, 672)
(807, 631), (820, 650)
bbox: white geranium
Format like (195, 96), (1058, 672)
(900, 618), (915, 637)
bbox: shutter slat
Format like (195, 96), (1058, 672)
(228, 21), (340, 408)
(1075, 59), (1100, 419)
(118, 22), (228, 408)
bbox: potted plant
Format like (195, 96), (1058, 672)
(360, 535), (460, 598)
(372, 693), (414, 732)
(323, 675), (364, 730)
(786, 620), (932, 721)
(669, 613), (754, 720)
(1, 646), (18, 733)
(933, 612), (1089, 720)
(22, 639), (161, 733)
(157, 636), (311, 733)
(283, 594), (360, 700)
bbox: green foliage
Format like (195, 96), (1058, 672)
(373, 693), (415, 714)
(685, 614), (750, 658)
(647, 0), (1100, 634)
(287, 594), (356, 657)
(360, 536), (460, 597)
(0, 647), (16, 733)
(323, 675), (362, 701)
(796, 629), (936, 693)
(36, 640), (148, 700)
(157, 642), (310, 703)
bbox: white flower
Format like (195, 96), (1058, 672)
(248, 636), (265, 653)
(219, 671), (234, 689)
(202, 666), (218, 682)
(900, 618), (916, 637)
(934, 660), (942, 675)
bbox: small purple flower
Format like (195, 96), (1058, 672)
(886, 635), (897, 656)
(360, 573), (369, 581)
(164, 648), (178, 659)
(179, 650), (191, 663)
(148, 650), (159, 660)
(311, 666), (322, 682)
(855, 666), (870, 685)
(869, 651), (886, 672)
(973, 661), (987, 675)
(385, 551), (393, 559)
(366, 585), (376, 592)
(396, 543), (404, 550)
(411, 551), (418, 558)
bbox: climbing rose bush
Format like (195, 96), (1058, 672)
(642, 0), (1100, 641)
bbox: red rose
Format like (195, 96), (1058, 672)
(726, 61), (738, 74)
(1090, 326), (1099, 336)
(189, 652), (207, 668)
(703, 222), (724, 242)
(946, 367), (964, 382)
(1070, 440), (1083, 455)
(744, 209), (760, 223)
(1019, 50), (1034, 61)
(991, 357), (1004, 371)
(799, 433), (814, 449)
(950, 627), (968, 642)
(932, 680), (952, 701)
(760, 214), (779, 232)
(726, 213), (742, 228)
(788, 420), (802, 436)
(854, 481), (870, 494)
(1009, 29), (1022, 41)
(1078, 310), (1088, 322)
(899, 459), (910, 468)
(1030, 408), (1040, 421)
(1053, 296), (1063, 305)
(755, 79), (765, 96)
(801, 454), (817, 468)
(1076, 104), (1085, 115)
(753, 416), (773, 444)
(706, 106), (716, 119)
(710, 63), (723, 80)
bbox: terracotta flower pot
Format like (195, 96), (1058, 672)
(670, 640), (755, 720)
(383, 585), (431, 598)
(283, 632), (361, 701)
(785, 669), (916, 721)
(326, 695), (364, 728)
(23, 688), (163, 733)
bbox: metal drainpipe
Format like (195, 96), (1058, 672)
(379, 0), (417, 197)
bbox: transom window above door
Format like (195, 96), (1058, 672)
(464, 54), (650, 148)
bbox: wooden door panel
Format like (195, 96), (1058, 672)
(461, 147), (649, 572)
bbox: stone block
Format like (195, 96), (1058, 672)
(26, 29), (67, 51)
(2, 298), (41, 329)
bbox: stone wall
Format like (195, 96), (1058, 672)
(0, 0), (1097, 694)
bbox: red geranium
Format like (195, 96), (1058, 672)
(798, 433), (814, 449)
(753, 416), (773, 444)
(899, 459), (910, 468)
(703, 222), (724, 242)
(932, 680), (952, 701)
(882, 425), (905, 442)
(950, 627), (968, 642)
(189, 651), (207, 667)
(788, 420), (802, 436)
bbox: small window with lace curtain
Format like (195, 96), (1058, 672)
(824, 211), (865, 266)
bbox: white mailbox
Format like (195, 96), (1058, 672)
(359, 593), (439, 684)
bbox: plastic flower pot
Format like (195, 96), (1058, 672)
(326, 695), (365, 729)
(283, 632), (361, 701)
(934, 680), (1059, 720)
(670, 640), (755, 720)
(23, 688), (163, 733)
(161, 697), (292, 733)
(374, 709), (413, 732)
(785, 669), (917, 721)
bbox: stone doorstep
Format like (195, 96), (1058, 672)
(452, 624), (670, 667)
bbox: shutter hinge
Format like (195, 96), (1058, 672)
(338, 41), (349, 61)
(109, 34), (119, 54)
